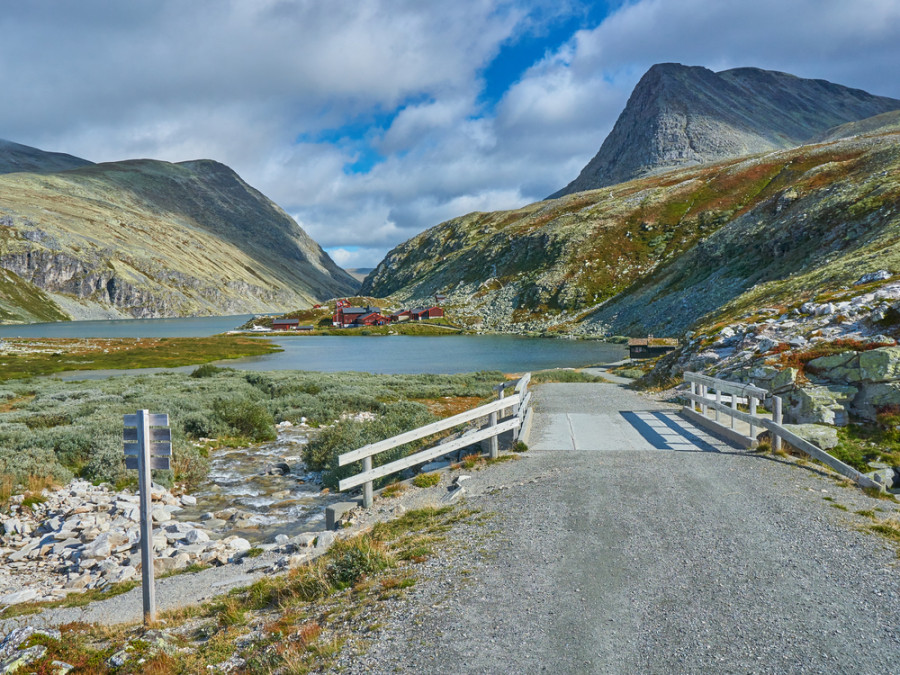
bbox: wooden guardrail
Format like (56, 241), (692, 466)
(682, 372), (882, 490)
(339, 373), (532, 506)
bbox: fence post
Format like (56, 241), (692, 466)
(730, 391), (738, 428)
(715, 389), (721, 422)
(362, 456), (373, 508)
(689, 381), (697, 412)
(749, 395), (757, 439)
(489, 410), (499, 459)
(773, 396), (783, 452)
(700, 385), (708, 415)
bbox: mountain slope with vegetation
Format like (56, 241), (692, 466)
(0, 146), (358, 323)
(0, 139), (93, 175)
(362, 130), (900, 336)
(549, 64), (900, 198)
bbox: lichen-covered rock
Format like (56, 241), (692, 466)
(781, 424), (839, 450)
(852, 382), (900, 421)
(788, 385), (858, 426)
(859, 347), (900, 382)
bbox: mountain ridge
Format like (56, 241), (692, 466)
(0, 145), (358, 323)
(549, 63), (900, 198)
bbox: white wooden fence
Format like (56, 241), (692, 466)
(682, 372), (882, 490)
(338, 373), (532, 506)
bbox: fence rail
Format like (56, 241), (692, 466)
(682, 372), (882, 491)
(338, 374), (533, 505)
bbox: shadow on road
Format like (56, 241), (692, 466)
(620, 411), (721, 453)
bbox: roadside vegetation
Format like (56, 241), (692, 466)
(0, 368), (503, 499)
(15, 505), (481, 673)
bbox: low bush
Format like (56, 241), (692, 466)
(305, 401), (437, 489)
(190, 364), (231, 378)
(326, 535), (393, 586)
(212, 397), (276, 442)
(412, 472), (440, 488)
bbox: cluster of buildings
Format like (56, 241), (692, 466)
(265, 298), (447, 331)
(331, 300), (444, 328)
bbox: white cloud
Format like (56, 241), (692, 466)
(1, 0), (899, 269)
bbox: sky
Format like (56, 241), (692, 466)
(2, 0), (900, 269)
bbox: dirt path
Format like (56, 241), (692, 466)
(339, 383), (900, 674)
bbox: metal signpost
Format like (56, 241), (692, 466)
(123, 410), (171, 625)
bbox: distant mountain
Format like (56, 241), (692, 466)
(813, 109), (900, 143)
(0, 146), (358, 323)
(346, 268), (375, 283)
(0, 139), (93, 175)
(549, 64), (900, 198)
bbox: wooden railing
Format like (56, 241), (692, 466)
(338, 373), (532, 506)
(683, 372), (882, 491)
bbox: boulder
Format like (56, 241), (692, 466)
(855, 270), (891, 285)
(0, 588), (38, 605)
(867, 468), (899, 488)
(180, 495), (197, 506)
(806, 351), (860, 383)
(781, 424), (839, 450)
(154, 557), (177, 575)
(151, 507), (172, 523)
(788, 385), (857, 426)
(108, 565), (137, 584)
(184, 529), (210, 544)
(82, 533), (112, 559)
(227, 537), (252, 552)
(771, 368), (798, 393)
(852, 382), (900, 421)
(858, 347), (900, 382)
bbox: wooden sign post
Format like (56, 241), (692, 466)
(123, 410), (171, 625)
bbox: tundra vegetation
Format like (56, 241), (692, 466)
(0, 368), (502, 499)
(4, 505), (482, 673)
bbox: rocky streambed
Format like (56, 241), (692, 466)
(0, 422), (340, 609)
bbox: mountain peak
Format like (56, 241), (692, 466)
(549, 64), (900, 198)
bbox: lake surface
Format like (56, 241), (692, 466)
(0, 314), (255, 338)
(222, 335), (626, 374)
(51, 335), (624, 380)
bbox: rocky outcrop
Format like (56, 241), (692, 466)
(550, 63), (900, 198)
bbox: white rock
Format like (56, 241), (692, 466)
(227, 537), (252, 552)
(180, 494), (197, 506)
(110, 565), (138, 584)
(151, 507), (172, 523)
(82, 534), (112, 559)
(0, 588), (38, 605)
(184, 529), (210, 544)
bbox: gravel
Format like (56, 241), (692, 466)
(333, 383), (900, 674)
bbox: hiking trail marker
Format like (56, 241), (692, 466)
(123, 410), (171, 624)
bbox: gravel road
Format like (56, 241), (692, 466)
(338, 383), (900, 674)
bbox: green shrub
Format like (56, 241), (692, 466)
(190, 364), (231, 378)
(24, 412), (71, 430)
(180, 411), (221, 439)
(0, 446), (72, 486)
(212, 397), (276, 441)
(326, 536), (393, 586)
(412, 472), (440, 488)
(305, 401), (437, 489)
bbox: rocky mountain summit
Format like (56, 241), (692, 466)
(549, 63), (900, 198)
(0, 141), (358, 323)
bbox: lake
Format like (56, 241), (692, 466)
(0, 314), (256, 338)
(0, 315), (627, 377)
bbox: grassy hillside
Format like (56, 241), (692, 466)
(0, 157), (358, 323)
(363, 130), (900, 336)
